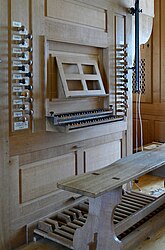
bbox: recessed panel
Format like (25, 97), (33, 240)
(19, 153), (75, 203)
(154, 120), (165, 142)
(85, 141), (121, 172)
(46, 0), (107, 31)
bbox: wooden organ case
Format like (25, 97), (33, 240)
(0, 0), (155, 250)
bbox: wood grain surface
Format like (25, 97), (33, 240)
(58, 145), (165, 197)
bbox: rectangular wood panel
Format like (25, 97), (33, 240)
(133, 118), (152, 148)
(46, 0), (106, 31)
(0, 0), (10, 248)
(19, 153), (76, 203)
(154, 120), (165, 142)
(85, 141), (121, 172)
(115, 14), (125, 45)
(161, 0), (165, 103)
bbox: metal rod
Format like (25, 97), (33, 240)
(135, 0), (140, 92)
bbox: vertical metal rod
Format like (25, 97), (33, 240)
(135, 0), (140, 92)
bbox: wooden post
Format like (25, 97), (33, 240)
(73, 187), (123, 250)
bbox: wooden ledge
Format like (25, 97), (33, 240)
(57, 144), (165, 198)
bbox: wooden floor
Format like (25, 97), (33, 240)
(16, 226), (165, 250)
(17, 226), (165, 250)
(133, 174), (165, 250)
(17, 240), (70, 250)
(17, 174), (165, 250)
(134, 226), (165, 250)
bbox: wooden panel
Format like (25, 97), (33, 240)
(10, 121), (127, 156)
(152, 0), (161, 103)
(45, 18), (108, 48)
(115, 14), (125, 45)
(31, 1), (46, 131)
(48, 40), (101, 55)
(11, 0), (29, 26)
(154, 120), (165, 142)
(46, 0), (106, 31)
(133, 1), (165, 148)
(0, 3), (9, 139)
(10, 157), (20, 220)
(19, 153), (76, 203)
(0, 139), (10, 250)
(160, 0), (165, 103)
(46, 97), (105, 115)
(85, 141), (121, 172)
(0, 0), (10, 249)
(133, 118), (152, 149)
(140, 103), (165, 116)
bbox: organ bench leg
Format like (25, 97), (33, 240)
(73, 187), (123, 250)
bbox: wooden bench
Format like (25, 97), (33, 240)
(57, 144), (165, 250)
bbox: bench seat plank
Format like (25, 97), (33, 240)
(57, 145), (165, 198)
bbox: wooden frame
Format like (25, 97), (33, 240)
(55, 55), (106, 97)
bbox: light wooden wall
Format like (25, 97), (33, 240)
(0, 0), (10, 249)
(133, 0), (165, 147)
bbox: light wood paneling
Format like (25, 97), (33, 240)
(17, 131), (123, 166)
(154, 120), (165, 142)
(10, 121), (127, 156)
(133, 118), (152, 149)
(133, 0), (165, 146)
(2, 0), (137, 248)
(0, 3), (9, 139)
(46, 0), (107, 31)
(45, 18), (108, 48)
(31, 0), (45, 131)
(0, 139), (10, 249)
(85, 141), (121, 172)
(19, 153), (76, 203)
(11, 0), (29, 27)
(46, 97), (105, 114)
(10, 156), (20, 220)
(160, 0), (165, 103)
(152, 0), (161, 103)
(0, 0), (10, 249)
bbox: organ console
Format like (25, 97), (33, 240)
(33, 1), (164, 250)
(1, 1), (162, 250)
